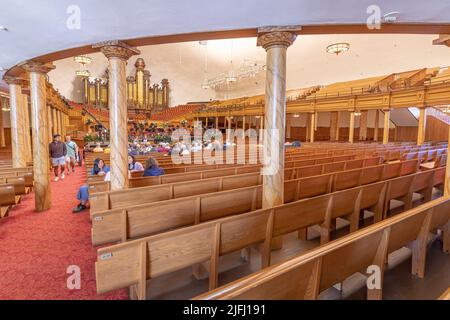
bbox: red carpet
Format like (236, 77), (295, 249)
(0, 165), (128, 300)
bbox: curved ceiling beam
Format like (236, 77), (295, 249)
(4, 23), (450, 79)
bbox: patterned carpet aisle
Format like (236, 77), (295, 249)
(0, 165), (127, 300)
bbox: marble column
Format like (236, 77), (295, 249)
(359, 110), (368, 141)
(417, 107), (427, 146)
(349, 111), (355, 143)
(383, 109), (390, 145)
(22, 93), (32, 163)
(330, 111), (338, 141)
(286, 114), (291, 139)
(47, 106), (53, 142)
(4, 77), (28, 167)
(51, 108), (58, 135)
(22, 61), (55, 211)
(0, 99), (5, 148)
(58, 110), (63, 136)
(257, 30), (296, 209)
(374, 109), (380, 142)
(310, 112), (315, 143)
(94, 41), (140, 191)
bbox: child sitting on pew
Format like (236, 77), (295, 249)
(73, 158), (110, 213)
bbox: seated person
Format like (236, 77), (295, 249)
(292, 140), (302, 147)
(73, 158), (110, 213)
(143, 157), (165, 177)
(128, 155), (144, 172)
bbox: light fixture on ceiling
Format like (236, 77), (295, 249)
(0, 26), (9, 32)
(74, 55), (93, 78)
(74, 55), (93, 65)
(76, 70), (91, 77)
(293, 114), (300, 118)
(326, 43), (350, 55)
(354, 110), (362, 117)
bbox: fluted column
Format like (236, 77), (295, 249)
(349, 111), (355, 143)
(4, 77), (28, 167)
(417, 107), (427, 146)
(383, 109), (390, 145)
(94, 40), (140, 190)
(258, 29), (297, 209)
(22, 61), (55, 211)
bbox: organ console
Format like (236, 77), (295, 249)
(80, 57), (170, 118)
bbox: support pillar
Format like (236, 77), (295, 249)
(359, 110), (368, 141)
(94, 40), (140, 191)
(383, 109), (390, 145)
(257, 29), (296, 209)
(349, 111), (355, 143)
(52, 108), (58, 135)
(417, 107), (427, 146)
(310, 112), (315, 143)
(4, 77), (28, 168)
(22, 93), (32, 163)
(330, 111), (338, 141)
(374, 109), (380, 142)
(22, 61), (55, 211)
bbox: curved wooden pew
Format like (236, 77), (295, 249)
(91, 161), (435, 246)
(95, 172), (448, 299)
(194, 198), (450, 300)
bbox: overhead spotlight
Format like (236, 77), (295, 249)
(354, 111), (362, 117)
(293, 114), (300, 118)
(383, 12), (400, 23)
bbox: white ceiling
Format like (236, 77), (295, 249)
(1, 0), (450, 72)
(49, 34), (450, 106)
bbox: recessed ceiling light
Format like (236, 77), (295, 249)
(0, 26), (9, 32)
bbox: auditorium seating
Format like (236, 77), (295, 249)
(89, 157), (411, 217)
(94, 167), (447, 299)
(193, 197), (449, 300)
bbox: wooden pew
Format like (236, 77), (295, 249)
(438, 287), (450, 300)
(193, 197), (450, 300)
(95, 183), (448, 300)
(0, 184), (17, 218)
(92, 160), (426, 245)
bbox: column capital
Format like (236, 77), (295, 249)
(20, 61), (55, 74)
(3, 76), (28, 86)
(257, 31), (298, 50)
(93, 40), (140, 60)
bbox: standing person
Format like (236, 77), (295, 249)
(65, 135), (78, 174)
(49, 134), (67, 181)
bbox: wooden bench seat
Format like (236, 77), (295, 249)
(193, 197), (450, 300)
(95, 175), (448, 299)
(91, 164), (440, 248)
